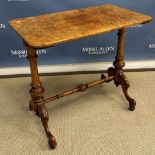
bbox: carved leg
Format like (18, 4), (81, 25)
(29, 83), (44, 116)
(108, 29), (136, 111)
(118, 71), (136, 111)
(38, 104), (57, 149)
(26, 45), (57, 149)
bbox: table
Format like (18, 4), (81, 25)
(9, 4), (152, 149)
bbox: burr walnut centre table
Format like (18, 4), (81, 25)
(9, 4), (152, 149)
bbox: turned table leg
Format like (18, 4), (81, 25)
(26, 45), (57, 149)
(107, 28), (136, 111)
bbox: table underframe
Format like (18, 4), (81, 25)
(25, 28), (136, 149)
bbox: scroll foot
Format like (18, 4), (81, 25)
(47, 132), (57, 149)
(39, 105), (57, 149)
(118, 71), (136, 111)
(128, 99), (136, 111)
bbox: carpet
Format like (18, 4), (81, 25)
(0, 71), (155, 155)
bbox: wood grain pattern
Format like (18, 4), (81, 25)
(107, 28), (136, 111)
(36, 75), (115, 105)
(9, 4), (152, 48)
(9, 4), (152, 149)
(26, 46), (57, 149)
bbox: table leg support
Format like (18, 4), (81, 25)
(26, 45), (57, 149)
(39, 104), (57, 149)
(107, 28), (136, 111)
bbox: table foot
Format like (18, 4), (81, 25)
(39, 104), (57, 149)
(107, 67), (136, 110)
(119, 71), (136, 111)
(47, 132), (57, 149)
(128, 99), (136, 111)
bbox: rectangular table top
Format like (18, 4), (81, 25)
(9, 4), (152, 49)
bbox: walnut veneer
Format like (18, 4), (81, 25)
(9, 4), (152, 149)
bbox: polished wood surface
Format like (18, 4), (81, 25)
(107, 29), (136, 111)
(9, 4), (152, 149)
(36, 75), (115, 105)
(9, 4), (152, 48)
(26, 45), (57, 149)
